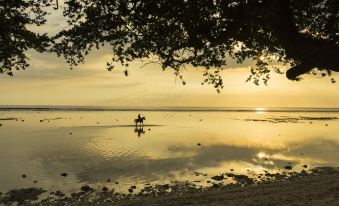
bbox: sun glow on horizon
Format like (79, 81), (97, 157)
(257, 152), (266, 159)
(255, 107), (266, 113)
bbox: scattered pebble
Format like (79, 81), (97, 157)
(197, 143), (201, 146)
(128, 188), (133, 193)
(80, 185), (93, 192)
(2, 188), (46, 204)
(285, 165), (293, 170)
(22, 174), (27, 178)
(115, 181), (119, 185)
(107, 178), (111, 182)
(55, 190), (65, 197)
(211, 174), (224, 181)
(102, 187), (108, 192)
(61, 173), (68, 177)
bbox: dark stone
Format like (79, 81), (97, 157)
(80, 185), (93, 192)
(211, 174), (224, 181)
(212, 183), (219, 188)
(61, 173), (68, 177)
(1, 188), (46, 204)
(55, 191), (65, 197)
(285, 165), (293, 170)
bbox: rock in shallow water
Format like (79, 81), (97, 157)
(285, 165), (293, 170)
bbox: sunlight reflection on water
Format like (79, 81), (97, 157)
(0, 110), (338, 193)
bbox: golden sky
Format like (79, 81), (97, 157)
(1, 4), (338, 108)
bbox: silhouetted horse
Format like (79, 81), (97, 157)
(134, 116), (145, 126)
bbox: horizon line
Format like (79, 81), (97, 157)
(1, 105), (339, 112)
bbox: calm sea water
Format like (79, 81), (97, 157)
(0, 107), (339, 193)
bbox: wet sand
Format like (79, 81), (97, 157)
(2, 167), (339, 206)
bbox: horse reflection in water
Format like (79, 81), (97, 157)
(134, 114), (146, 137)
(134, 126), (145, 137)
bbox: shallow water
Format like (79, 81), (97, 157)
(0, 108), (339, 194)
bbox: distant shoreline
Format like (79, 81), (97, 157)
(1, 106), (339, 112)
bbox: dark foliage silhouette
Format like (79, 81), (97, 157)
(1, 0), (338, 90)
(0, 0), (52, 75)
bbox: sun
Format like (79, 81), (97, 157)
(257, 152), (266, 159)
(255, 107), (266, 113)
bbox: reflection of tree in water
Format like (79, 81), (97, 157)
(1, 0), (338, 88)
(134, 126), (145, 137)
